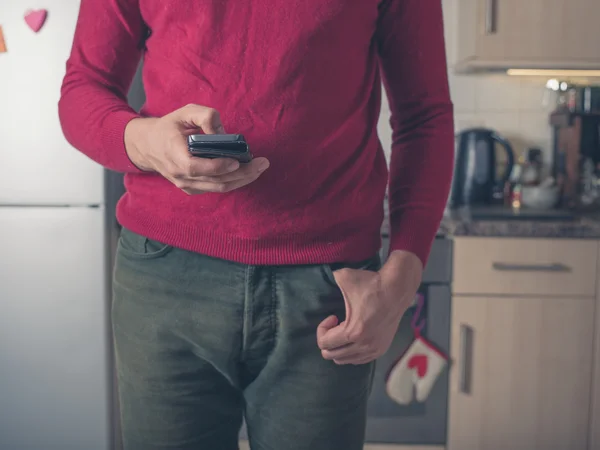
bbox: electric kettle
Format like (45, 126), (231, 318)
(449, 128), (515, 208)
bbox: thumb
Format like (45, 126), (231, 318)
(316, 315), (339, 346)
(175, 104), (225, 134)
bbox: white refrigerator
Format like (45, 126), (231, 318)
(0, 2), (142, 449)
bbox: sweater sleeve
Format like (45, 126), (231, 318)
(376, 0), (455, 267)
(58, 0), (146, 173)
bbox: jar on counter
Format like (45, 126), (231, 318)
(521, 148), (543, 186)
(567, 88), (578, 111)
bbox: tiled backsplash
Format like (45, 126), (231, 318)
(378, 0), (557, 166)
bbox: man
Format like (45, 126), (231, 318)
(59, 0), (453, 448)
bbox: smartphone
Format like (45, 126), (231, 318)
(187, 134), (253, 163)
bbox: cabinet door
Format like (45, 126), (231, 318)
(590, 242), (600, 450)
(448, 296), (594, 450)
(0, 207), (110, 450)
(456, 0), (600, 70)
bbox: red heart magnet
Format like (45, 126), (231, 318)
(0, 26), (7, 53)
(24, 9), (48, 33)
(407, 354), (429, 378)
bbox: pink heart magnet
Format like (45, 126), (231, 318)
(24, 9), (48, 33)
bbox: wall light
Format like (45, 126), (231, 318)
(507, 69), (600, 77)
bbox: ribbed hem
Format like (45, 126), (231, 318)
(117, 207), (383, 266)
(388, 212), (443, 268)
(100, 109), (144, 173)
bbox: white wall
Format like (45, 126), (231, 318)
(378, 0), (557, 165)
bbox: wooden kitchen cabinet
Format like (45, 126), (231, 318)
(448, 294), (595, 450)
(590, 243), (600, 450)
(452, 237), (597, 298)
(455, 0), (600, 72)
(449, 237), (599, 450)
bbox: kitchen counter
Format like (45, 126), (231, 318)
(442, 207), (600, 239)
(380, 201), (600, 239)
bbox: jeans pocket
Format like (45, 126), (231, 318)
(117, 227), (174, 260)
(322, 253), (382, 287)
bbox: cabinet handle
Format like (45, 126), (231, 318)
(492, 262), (571, 273)
(485, 0), (497, 34)
(459, 324), (473, 395)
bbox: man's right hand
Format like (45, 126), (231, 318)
(124, 104), (270, 194)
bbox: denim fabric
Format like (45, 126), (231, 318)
(112, 227), (379, 450)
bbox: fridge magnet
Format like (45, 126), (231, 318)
(0, 26), (7, 53)
(24, 9), (48, 33)
(385, 294), (449, 405)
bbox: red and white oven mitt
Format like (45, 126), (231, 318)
(385, 335), (448, 405)
(385, 293), (448, 405)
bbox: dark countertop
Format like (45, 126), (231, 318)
(380, 204), (600, 239)
(442, 207), (600, 239)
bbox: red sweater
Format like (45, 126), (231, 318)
(59, 0), (454, 266)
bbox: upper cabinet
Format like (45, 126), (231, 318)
(454, 0), (600, 73)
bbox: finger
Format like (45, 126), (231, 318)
(186, 175), (261, 193)
(194, 157), (269, 183)
(168, 154), (240, 181)
(176, 104), (225, 134)
(188, 156), (241, 176)
(177, 169), (266, 194)
(320, 343), (357, 360)
(331, 269), (356, 326)
(169, 161), (240, 187)
(162, 132), (240, 179)
(317, 322), (353, 350)
(316, 315), (339, 348)
(334, 355), (375, 366)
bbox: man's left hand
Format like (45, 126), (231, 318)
(317, 250), (423, 365)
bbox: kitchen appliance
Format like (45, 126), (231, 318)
(565, 85), (600, 114)
(364, 236), (452, 445)
(0, 2), (144, 449)
(449, 128), (515, 208)
(551, 109), (600, 209)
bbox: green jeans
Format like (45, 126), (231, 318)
(112, 227), (380, 450)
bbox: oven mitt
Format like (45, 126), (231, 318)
(386, 335), (448, 405)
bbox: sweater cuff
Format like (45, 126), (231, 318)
(100, 109), (144, 173)
(388, 212), (442, 268)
